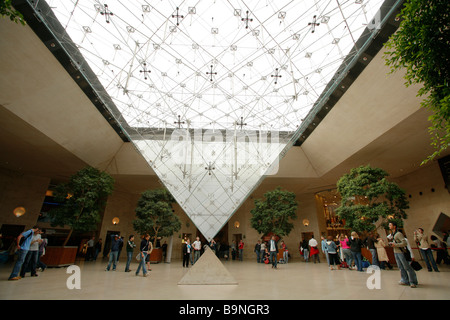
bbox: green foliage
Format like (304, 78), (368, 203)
(48, 166), (115, 233)
(250, 187), (298, 237)
(133, 188), (181, 246)
(336, 165), (409, 233)
(384, 0), (450, 163)
(0, 0), (26, 25)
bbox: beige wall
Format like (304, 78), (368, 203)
(1, 161), (448, 262)
(0, 169), (49, 230)
(394, 163), (450, 241)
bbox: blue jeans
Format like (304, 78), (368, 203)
(193, 250), (201, 264)
(256, 250), (261, 263)
(342, 248), (353, 267)
(125, 251), (133, 271)
(239, 249), (243, 261)
(136, 252), (147, 275)
(9, 249), (28, 279)
(352, 251), (363, 271)
(370, 248), (379, 266)
(270, 251), (277, 268)
(21, 250), (38, 276)
(106, 251), (118, 270)
(421, 249), (439, 271)
(394, 252), (418, 285)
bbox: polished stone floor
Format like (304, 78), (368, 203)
(1, 255), (449, 300)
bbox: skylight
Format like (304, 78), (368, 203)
(36, 0), (394, 239)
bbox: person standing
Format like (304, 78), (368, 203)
(93, 238), (102, 261)
(269, 236), (278, 269)
(321, 236), (329, 265)
(231, 240), (236, 260)
(388, 222), (418, 288)
(364, 232), (379, 267)
(238, 239), (244, 261)
(414, 228), (439, 272)
(348, 232), (364, 272)
(105, 234), (123, 271)
(125, 235), (136, 272)
(254, 240), (261, 263)
(260, 241), (267, 263)
(192, 237), (202, 264)
(339, 234), (353, 269)
(300, 238), (309, 262)
(281, 240), (289, 263)
(309, 236), (320, 263)
(325, 236), (340, 270)
(8, 226), (39, 280)
(182, 238), (191, 268)
(136, 234), (151, 277)
(37, 233), (48, 272)
(374, 233), (393, 270)
(85, 236), (95, 261)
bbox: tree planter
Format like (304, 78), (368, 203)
(40, 246), (77, 267)
(149, 247), (163, 263)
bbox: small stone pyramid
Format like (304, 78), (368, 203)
(178, 247), (238, 285)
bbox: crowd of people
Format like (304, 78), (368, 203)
(5, 223), (449, 288)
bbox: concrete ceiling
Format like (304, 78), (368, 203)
(0, 15), (447, 196)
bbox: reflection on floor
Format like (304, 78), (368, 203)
(1, 255), (449, 300)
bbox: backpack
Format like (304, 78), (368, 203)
(18, 231), (33, 247)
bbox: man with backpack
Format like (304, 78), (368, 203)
(8, 226), (40, 280)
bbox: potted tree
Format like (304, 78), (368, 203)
(250, 187), (298, 260)
(384, 0), (449, 164)
(336, 165), (409, 262)
(45, 166), (115, 266)
(336, 165), (409, 232)
(132, 188), (181, 263)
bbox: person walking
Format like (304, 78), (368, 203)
(136, 234), (151, 277)
(8, 226), (39, 280)
(269, 235), (279, 269)
(414, 228), (439, 272)
(21, 229), (42, 278)
(37, 234), (48, 272)
(388, 222), (418, 288)
(125, 235), (136, 272)
(300, 238), (309, 262)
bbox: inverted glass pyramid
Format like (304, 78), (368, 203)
(36, 0), (393, 240)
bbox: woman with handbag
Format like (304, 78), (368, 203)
(136, 234), (151, 277)
(374, 233), (393, 270)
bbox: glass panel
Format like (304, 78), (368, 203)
(35, 0), (397, 240)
